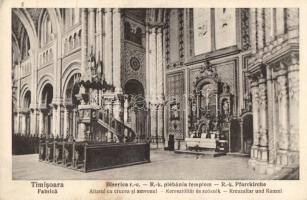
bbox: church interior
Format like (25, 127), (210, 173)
(11, 8), (299, 178)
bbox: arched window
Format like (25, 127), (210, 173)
(41, 13), (54, 46)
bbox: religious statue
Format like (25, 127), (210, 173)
(89, 47), (97, 77)
(170, 103), (180, 121)
(200, 60), (212, 74)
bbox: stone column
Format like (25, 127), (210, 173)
(276, 64), (289, 167)
(157, 103), (164, 148)
(96, 8), (104, 62)
(250, 8), (258, 53)
(239, 119), (244, 153)
(16, 110), (20, 134)
(112, 8), (122, 93)
(88, 8), (96, 53)
(286, 8), (299, 41)
(63, 106), (70, 139)
(77, 121), (86, 142)
(156, 27), (164, 148)
(72, 108), (77, 139)
(20, 113), (26, 135)
(288, 53), (299, 165)
(104, 8), (113, 85)
(30, 108), (37, 135)
(257, 72), (269, 173)
(264, 9), (273, 45)
(145, 26), (151, 99)
(286, 8), (299, 29)
(249, 79), (260, 168)
(81, 8), (89, 80)
(130, 107), (137, 134)
(39, 109), (45, 136)
(156, 27), (163, 100)
(52, 105), (57, 137)
(266, 66), (277, 174)
(257, 9), (265, 51)
(149, 27), (157, 103)
(56, 104), (62, 138)
(124, 97), (129, 124)
(113, 98), (122, 121)
(150, 104), (158, 148)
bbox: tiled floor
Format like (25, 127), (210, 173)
(12, 150), (266, 180)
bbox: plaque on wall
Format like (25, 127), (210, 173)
(130, 57), (141, 71)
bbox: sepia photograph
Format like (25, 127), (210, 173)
(10, 7), (300, 181)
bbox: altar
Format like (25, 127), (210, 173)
(184, 60), (232, 153)
(185, 138), (217, 149)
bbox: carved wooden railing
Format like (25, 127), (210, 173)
(97, 109), (136, 143)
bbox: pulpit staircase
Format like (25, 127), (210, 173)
(96, 109), (136, 143)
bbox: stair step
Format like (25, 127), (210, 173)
(174, 150), (226, 157)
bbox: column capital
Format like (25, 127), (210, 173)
(88, 8), (96, 12)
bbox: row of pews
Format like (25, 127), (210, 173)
(39, 138), (150, 172)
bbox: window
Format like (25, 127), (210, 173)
(41, 13), (54, 46)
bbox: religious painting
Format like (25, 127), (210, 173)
(193, 8), (212, 55)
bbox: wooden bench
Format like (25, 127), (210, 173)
(39, 140), (150, 172)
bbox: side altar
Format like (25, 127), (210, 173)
(184, 61), (233, 154)
(38, 50), (150, 172)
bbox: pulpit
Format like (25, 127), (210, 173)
(38, 49), (150, 172)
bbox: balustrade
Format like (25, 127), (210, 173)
(20, 57), (31, 77)
(63, 27), (82, 55)
(39, 44), (54, 67)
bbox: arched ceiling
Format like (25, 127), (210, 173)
(25, 8), (43, 33)
(12, 12), (24, 45)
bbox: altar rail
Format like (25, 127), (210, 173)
(39, 139), (150, 172)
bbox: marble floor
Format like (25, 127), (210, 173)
(12, 150), (267, 180)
